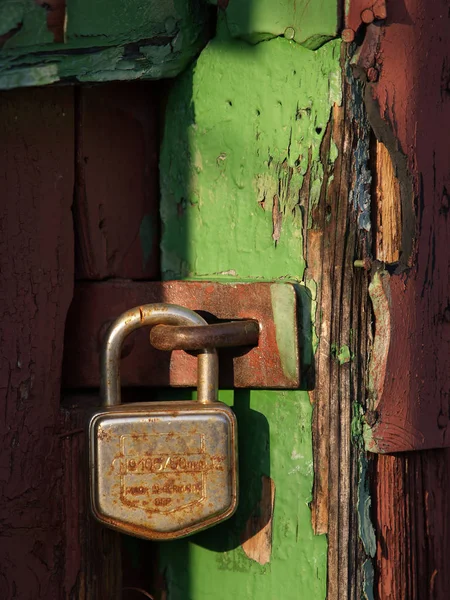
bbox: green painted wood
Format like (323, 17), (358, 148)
(208, 0), (338, 48)
(160, 24), (341, 598)
(161, 34), (341, 282)
(0, 0), (210, 89)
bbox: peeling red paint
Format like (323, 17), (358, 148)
(354, 0), (450, 452)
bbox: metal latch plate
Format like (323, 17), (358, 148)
(63, 280), (300, 389)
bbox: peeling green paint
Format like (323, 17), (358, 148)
(0, 0), (210, 89)
(158, 390), (327, 599)
(270, 283), (298, 382)
(337, 344), (352, 365)
(362, 559), (375, 600)
(161, 32), (341, 281)
(331, 343), (352, 364)
(160, 17), (341, 598)
(208, 0), (338, 49)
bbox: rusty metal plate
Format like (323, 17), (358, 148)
(89, 401), (237, 540)
(63, 281), (299, 389)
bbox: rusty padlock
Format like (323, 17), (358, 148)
(88, 304), (238, 540)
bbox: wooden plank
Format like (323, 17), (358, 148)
(307, 80), (371, 599)
(74, 83), (159, 280)
(0, 87), (75, 598)
(158, 31), (336, 600)
(345, 0), (450, 598)
(356, 0), (450, 452)
(374, 451), (450, 600)
(61, 396), (122, 599)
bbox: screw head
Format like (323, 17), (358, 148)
(373, 3), (387, 19)
(361, 8), (375, 24)
(284, 27), (295, 40)
(342, 28), (355, 43)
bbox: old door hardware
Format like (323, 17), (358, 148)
(150, 320), (259, 351)
(63, 280), (300, 389)
(89, 303), (238, 540)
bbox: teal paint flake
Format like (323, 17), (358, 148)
(358, 454), (376, 558)
(3, 0), (52, 48)
(363, 559), (375, 600)
(0, 0), (210, 89)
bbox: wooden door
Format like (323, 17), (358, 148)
(1, 1), (450, 599)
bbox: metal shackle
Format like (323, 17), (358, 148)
(101, 304), (218, 407)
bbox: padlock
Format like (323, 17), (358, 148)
(88, 303), (238, 540)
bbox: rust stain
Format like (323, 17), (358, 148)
(62, 280), (300, 389)
(90, 403), (238, 539)
(241, 475), (275, 565)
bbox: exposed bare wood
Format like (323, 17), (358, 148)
(307, 55), (371, 599)
(241, 476), (275, 565)
(372, 140), (402, 263)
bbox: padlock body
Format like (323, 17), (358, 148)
(89, 401), (237, 540)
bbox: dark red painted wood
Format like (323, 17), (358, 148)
(61, 396), (122, 599)
(344, 0), (386, 33)
(357, 1), (450, 452)
(375, 451), (450, 599)
(349, 1), (450, 599)
(0, 88), (75, 598)
(74, 83), (160, 281)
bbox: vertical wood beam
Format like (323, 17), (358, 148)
(308, 62), (371, 599)
(0, 87), (74, 598)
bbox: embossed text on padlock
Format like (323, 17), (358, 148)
(88, 304), (238, 540)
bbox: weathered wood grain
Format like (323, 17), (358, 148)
(357, 0), (450, 453)
(0, 87), (74, 599)
(372, 140), (402, 264)
(74, 83), (160, 280)
(347, 1), (450, 598)
(375, 451), (450, 600)
(61, 396), (122, 599)
(307, 60), (371, 599)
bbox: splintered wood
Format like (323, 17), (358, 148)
(241, 476), (275, 565)
(373, 140), (402, 263)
